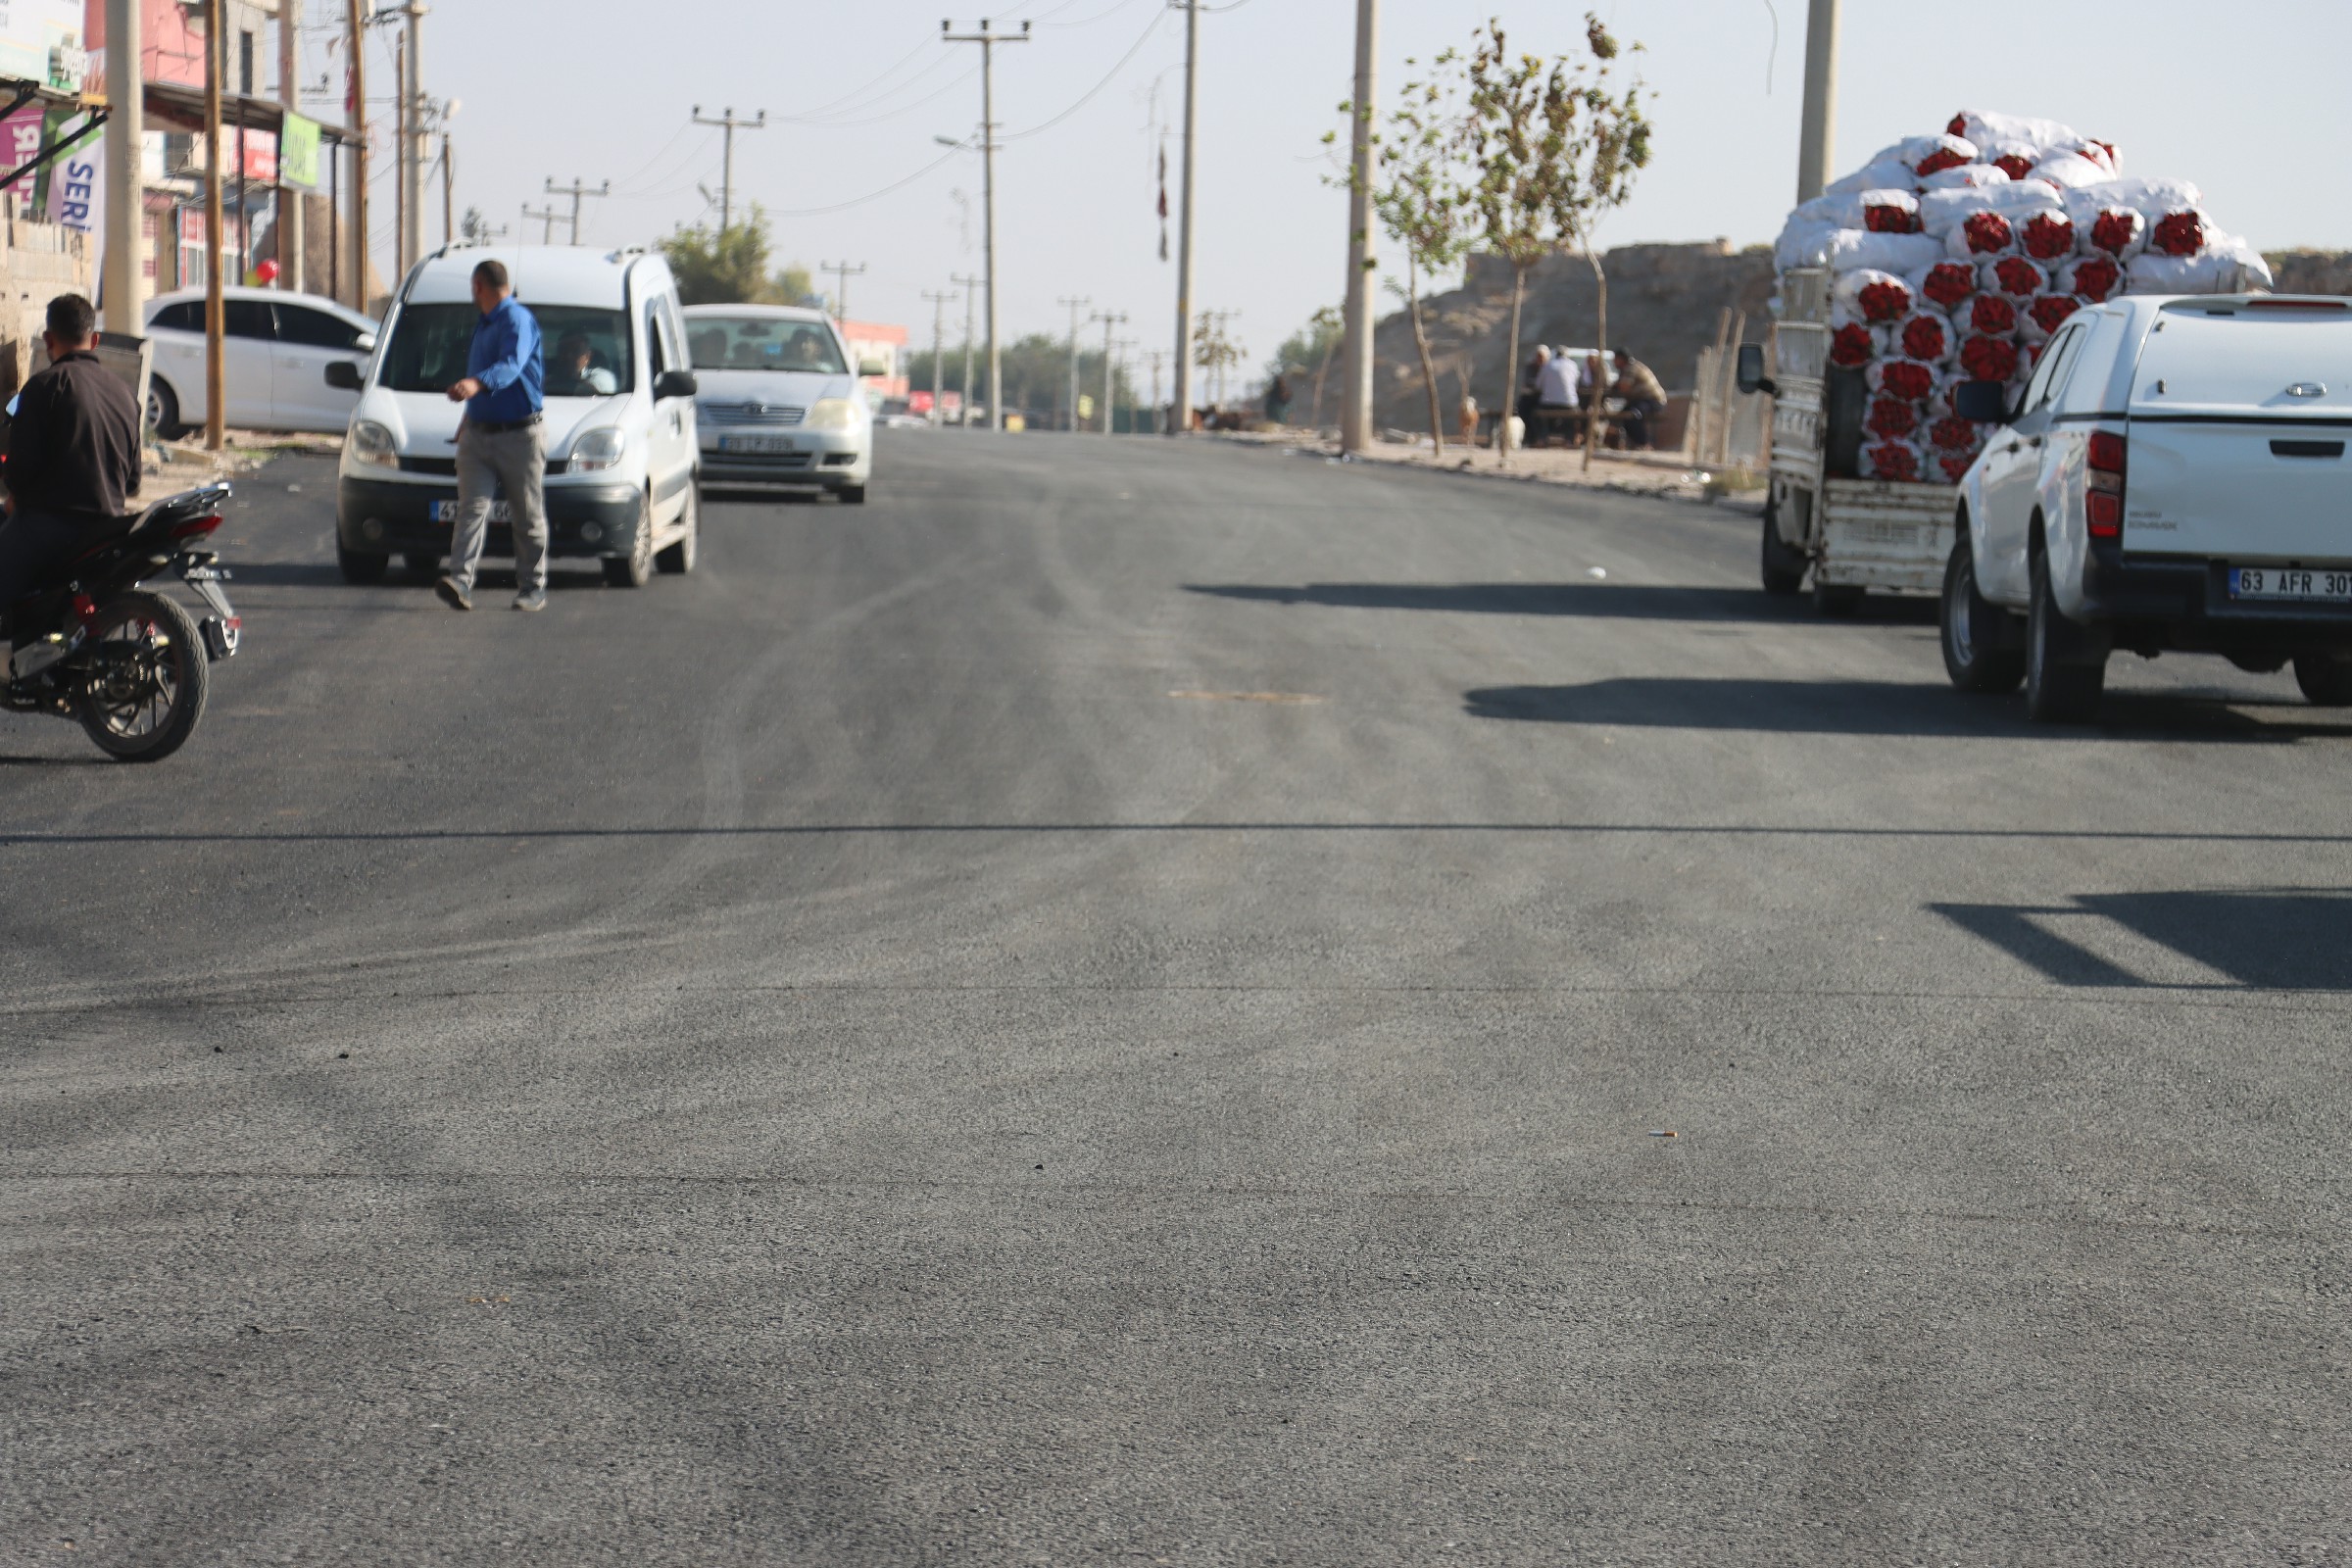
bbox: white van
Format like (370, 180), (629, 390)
(331, 246), (700, 587)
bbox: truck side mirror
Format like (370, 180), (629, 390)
(323, 360), (365, 391)
(654, 368), (699, 401)
(1953, 379), (2011, 424)
(1734, 342), (1775, 397)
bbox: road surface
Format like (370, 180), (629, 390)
(4, 434), (2347, 1564)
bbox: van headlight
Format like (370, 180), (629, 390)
(805, 398), (862, 431)
(570, 425), (627, 471)
(348, 418), (397, 468)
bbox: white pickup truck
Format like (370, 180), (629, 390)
(1938, 293), (2352, 720)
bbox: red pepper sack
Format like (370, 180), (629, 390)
(1828, 321), (1882, 369)
(2150, 210), (2207, 257)
(1912, 260), (1978, 313)
(1927, 414), (1984, 453)
(1983, 255), (2051, 299)
(2020, 293), (2082, 344)
(2020, 211), (2076, 261)
(1861, 437), (1926, 483)
(2082, 207), (2148, 261)
(1868, 358), (1938, 401)
(2062, 254), (2125, 303)
(1937, 449), (1982, 484)
(1893, 311), (1954, 367)
(1960, 334), (2021, 383)
(1964, 294), (2019, 337)
(1947, 210), (2017, 259)
(1834, 268), (1915, 324)
(1863, 191), (1923, 234)
(1867, 397), (1923, 440)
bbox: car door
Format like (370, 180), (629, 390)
(1977, 320), (2084, 601)
(144, 299), (207, 424)
(270, 300), (371, 431)
(642, 293), (693, 522)
(220, 298), (277, 428)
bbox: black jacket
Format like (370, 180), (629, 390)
(7, 350), (140, 522)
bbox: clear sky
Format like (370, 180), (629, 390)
(403, 0), (2352, 369)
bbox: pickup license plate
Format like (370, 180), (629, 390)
(432, 499), (513, 523)
(718, 433), (795, 454)
(2229, 566), (2352, 603)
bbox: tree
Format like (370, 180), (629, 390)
(659, 204), (817, 308)
(1193, 313), (1245, 408)
(1271, 307), (1344, 429)
(1364, 53), (1476, 453)
(1548, 16), (1652, 470)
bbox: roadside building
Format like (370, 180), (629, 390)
(837, 318), (906, 405)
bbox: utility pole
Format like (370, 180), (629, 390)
(1057, 295), (1090, 431)
(274, 0), (301, 291)
(545, 176), (609, 245)
(822, 260), (867, 319)
(1092, 310), (1127, 433)
(439, 132), (453, 247)
(1169, 0), (1200, 436)
(1338, 0), (1377, 453)
(690, 105), (766, 230)
(951, 270), (981, 426)
(1111, 337), (1137, 433)
(1146, 348), (1166, 432)
(102, 0), (146, 330)
(400, 3), (426, 272)
(344, 0), (367, 312)
(392, 32), (404, 274)
(520, 203), (559, 243)
(921, 287), (957, 426)
(203, 0), (225, 449)
(1796, 0), (1839, 203)
(943, 19), (1030, 432)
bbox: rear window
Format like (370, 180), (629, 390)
(150, 300), (202, 332)
(2133, 306), (2352, 414)
(378, 302), (634, 396)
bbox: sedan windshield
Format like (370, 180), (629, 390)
(378, 302), (634, 396)
(688, 315), (846, 374)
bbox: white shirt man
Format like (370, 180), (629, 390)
(1537, 351), (1581, 409)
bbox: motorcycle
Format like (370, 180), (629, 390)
(2, 481), (241, 761)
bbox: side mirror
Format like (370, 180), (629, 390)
(323, 360), (365, 391)
(1734, 342), (1775, 397)
(354, 331), (376, 353)
(857, 356), (890, 378)
(654, 368), (699, 401)
(1953, 379), (2011, 424)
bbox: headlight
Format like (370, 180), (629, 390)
(805, 398), (862, 432)
(348, 419), (396, 468)
(570, 425), (627, 472)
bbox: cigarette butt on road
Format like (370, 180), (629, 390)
(1648, 1129), (1678, 1138)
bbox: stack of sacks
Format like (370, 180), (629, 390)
(1775, 108), (2276, 484)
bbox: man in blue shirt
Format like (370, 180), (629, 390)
(435, 259), (549, 612)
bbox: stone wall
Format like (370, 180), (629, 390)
(0, 200), (94, 397)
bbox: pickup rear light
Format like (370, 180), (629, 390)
(2245, 298), (2348, 311)
(2086, 429), (2126, 539)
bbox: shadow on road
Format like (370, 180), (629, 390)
(1462, 678), (2352, 741)
(1188, 581), (1940, 624)
(1934, 890), (2352, 989)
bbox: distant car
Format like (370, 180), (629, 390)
(683, 304), (872, 502)
(143, 286), (378, 437)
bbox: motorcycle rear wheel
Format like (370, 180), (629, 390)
(74, 590), (209, 762)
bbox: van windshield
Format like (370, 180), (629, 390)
(686, 315), (847, 374)
(378, 302), (635, 396)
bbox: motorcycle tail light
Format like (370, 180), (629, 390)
(70, 592), (96, 624)
(170, 513), (223, 538)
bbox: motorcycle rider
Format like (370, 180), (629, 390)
(0, 293), (141, 622)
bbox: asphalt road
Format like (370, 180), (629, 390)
(4, 433), (2348, 1565)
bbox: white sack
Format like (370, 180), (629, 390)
(1921, 164), (2011, 191)
(2031, 152), (2110, 190)
(1775, 218), (1838, 271)
(1825, 157), (1919, 198)
(2062, 176), (2203, 227)
(1834, 268), (1915, 322)
(1918, 179), (2064, 238)
(1947, 110), (2083, 160)
(1826, 229), (1942, 276)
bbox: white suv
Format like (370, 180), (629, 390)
(1941, 294), (2352, 720)
(331, 246), (701, 587)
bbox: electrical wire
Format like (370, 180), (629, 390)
(762, 147), (962, 218)
(784, 64), (980, 131)
(773, 49), (966, 126)
(1003, 9), (1168, 142)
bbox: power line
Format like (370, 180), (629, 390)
(1003, 9), (1167, 142)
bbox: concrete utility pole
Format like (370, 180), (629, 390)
(344, 0), (368, 311)
(921, 287), (956, 425)
(951, 270), (981, 426)
(102, 0), (145, 331)
(545, 176), (609, 245)
(399, 3), (425, 273)
(203, 0), (225, 449)
(1168, 0), (1200, 436)
(439, 133), (453, 246)
(1110, 336), (1137, 432)
(822, 260), (867, 319)
(1146, 348), (1166, 431)
(520, 203), (559, 243)
(1795, 0), (1839, 203)
(1338, 0), (1377, 454)
(275, 0), (301, 291)
(1091, 310), (1126, 433)
(942, 19), (1030, 432)
(1057, 295), (1090, 431)
(690, 105), (765, 231)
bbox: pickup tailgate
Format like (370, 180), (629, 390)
(2125, 303), (2352, 562)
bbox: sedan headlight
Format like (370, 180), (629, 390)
(805, 397), (863, 432)
(348, 418), (397, 468)
(570, 424), (627, 472)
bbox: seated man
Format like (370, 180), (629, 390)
(783, 328), (832, 371)
(1609, 348), (1668, 451)
(548, 332), (617, 397)
(0, 293), (140, 620)
(1532, 345), (1581, 445)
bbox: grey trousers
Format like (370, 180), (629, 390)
(449, 419), (548, 594)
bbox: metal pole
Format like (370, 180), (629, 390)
(1169, 0), (1198, 435)
(1094, 310), (1125, 433)
(1796, 0), (1839, 203)
(102, 0), (145, 331)
(952, 270), (980, 427)
(691, 107), (766, 230)
(1338, 0), (1377, 453)
(945, 21), (1028, 433)
(401, 3), (424, 270)
(344, 0), (367, 312)
(276, 0), (301, 291)
(1058, 295), (1088, 432)
(203, 0), (225, 449)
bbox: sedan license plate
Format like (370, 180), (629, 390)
(432, 499), (513, 523)
(2229, 566), (2352, 603)
(718, 433), (796, 455)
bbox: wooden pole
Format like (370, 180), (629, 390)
(345, 0), (368, 312)
(203, 0), (225, 449)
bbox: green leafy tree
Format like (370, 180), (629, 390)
(1549, 16), (1652, 469)
(1272, 306), (1344, 428)
(660, 205), (818, 308)
(1374, 51), (1475, 452)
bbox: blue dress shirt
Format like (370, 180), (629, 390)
(466, 296), (544, 423)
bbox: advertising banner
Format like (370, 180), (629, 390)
(0, 0), (84, 91)
(279, 113), (320, 190)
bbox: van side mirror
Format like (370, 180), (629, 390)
(654, 368), (699, 401)
(1734, 342), (1774, 397)
(354, 331), (376, 353)
(323, 360), (365, 391)
(1953, 379), (2011, 424)
(857, 356), (890, 378)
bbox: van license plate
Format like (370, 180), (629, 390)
(719, 434), (795, 454)
(432, 500), (513, 523)
(2230, 566), (2352, 602)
